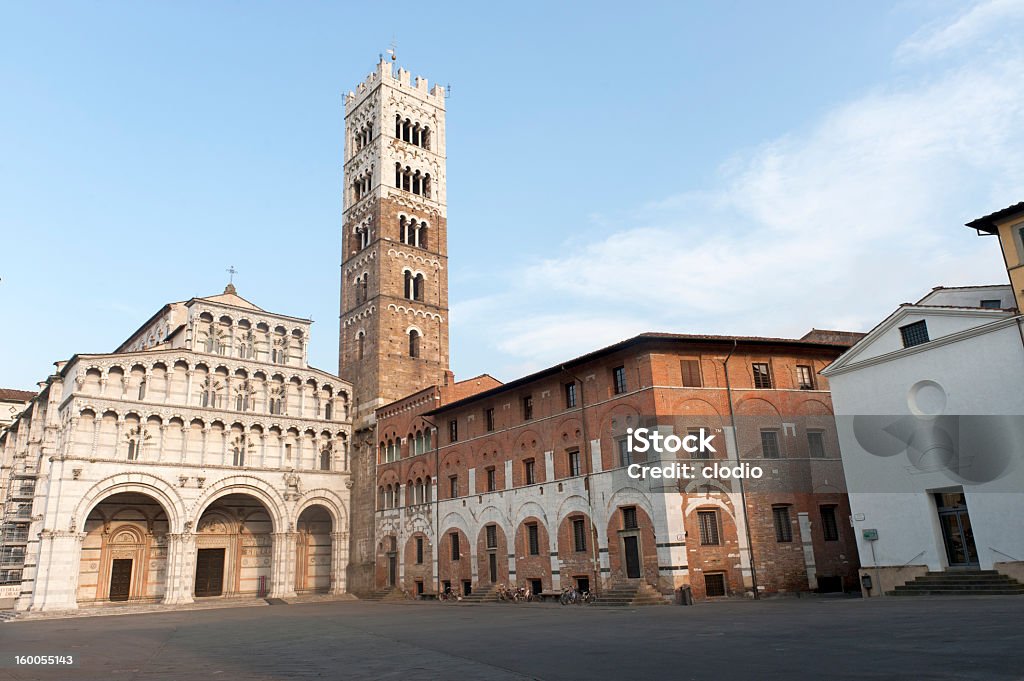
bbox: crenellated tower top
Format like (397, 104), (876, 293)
(345, 59), (446, 112)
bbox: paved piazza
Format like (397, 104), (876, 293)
(0, 598), (1021, 680)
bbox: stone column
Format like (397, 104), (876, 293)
(329, 531), (349, 594)
(185, 369), (194, 406)
(269, 532), (299, 599)
(163, 532), (196, 605)
(114, 417), (124, 459)
(28, 530), (86, 612)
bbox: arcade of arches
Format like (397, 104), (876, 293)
(74, 490), (343, 606)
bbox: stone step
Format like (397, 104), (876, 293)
(890, 571), (1024, 597)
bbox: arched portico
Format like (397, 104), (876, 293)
(77, 491), (172, 606)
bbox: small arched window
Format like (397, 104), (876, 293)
(127, 439), (138, 461)
(413, 274), (425, 302)
(404, 271), (414, 300)
(357, 331), (365, 361)
(409, 330), (421, 358)
(232, 446), (245, 467)
(325, 402), (333, 421)
(320, 448), (331, 471)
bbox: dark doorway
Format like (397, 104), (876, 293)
(388, 554), (397, 587)
(576, 576), (590, 593)
(194, 548), (225, 597)
(935, 492), (979, 567)
(624, 536), (641, 579)
(488, 553), (497, 583)
(109, 559), (132, 601)
(463, 580), (472, 596)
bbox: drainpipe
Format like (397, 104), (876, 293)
(561, 365), (601, 593)
(723, 339), (760, 600)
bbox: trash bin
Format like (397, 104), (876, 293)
(676, 585), (693, 605)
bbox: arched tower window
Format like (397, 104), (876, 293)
(320, 448), (331, 471)
(409, 329), (421, 358)
(357, 331), (365, 360)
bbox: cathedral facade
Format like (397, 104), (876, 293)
(0, 287), (352, 611)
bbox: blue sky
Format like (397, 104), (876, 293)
(2, 1), (1023, 389)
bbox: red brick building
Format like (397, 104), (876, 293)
(373, 332), (861, 601)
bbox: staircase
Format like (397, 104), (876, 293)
(459, 584), (498, 603)
(889, 570), (1024, 596)
(596, 582), (668, 607)
(360, 587), (403, 602)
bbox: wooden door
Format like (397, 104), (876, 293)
(194, 548), (225, 597)
(109, 559), (132, 601)
(624, 536), (641, 579)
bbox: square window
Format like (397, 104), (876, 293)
(899, 320), (929, 348)
(980, 299), (1001, 309)
(622, 506), (638, 530)
(681, 359), (702, 387)
(448, 475), (458, 498)
(820, 506), (839, 541)
(568, 449), (581, 477)
(612, 366), (627, 394)
(527, 523), (539, 555)
(448, 419), (458, 443)
(697, 509), (720, 545)
(704, 573), (727, 597)
(761, 430), (781, 459)
(485, 408), (495, 432)
(807, 431), (826, 458)
(796, 365), (814, 390)
(752, 362), (773, 389)
(486, 524), (497, 549)
(522, 395), (533, 421)
(773, 506), (793, 542)
(689, 429), (712, 459)
(450, 532), (461, 560)
(415, 536), (424, 564)
(617, 438), (632, 467)
(572, 518), (587, 552)
(565, 382), (577, 409)
(486, 467), (496, 492)
(524, 459), (536, 485)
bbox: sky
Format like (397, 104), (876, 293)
(2, 0), (1023, 389)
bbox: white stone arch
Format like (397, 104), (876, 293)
(474, 505), (511, 538)
(554, 494), (592, 529)
(605, 486), (656, 521)
(190, 475), (287, 533)
(407, 514), (434, 539)
(73, 472), (186, 534)
(293, 489), (348, 530)
(512, 500), (551, 531)
(439, 510), (472, 539)
(405, 324), (424, 336)
(682, 492), (736, 518)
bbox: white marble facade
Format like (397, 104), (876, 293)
(0, 287), (353, 611)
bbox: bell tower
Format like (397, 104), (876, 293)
(340, 59), (451, 594)
(339, 58), (450, 428)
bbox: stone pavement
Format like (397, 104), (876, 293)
(0, 596), (1021, 680)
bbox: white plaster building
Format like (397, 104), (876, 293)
(822, 284), (1024, 594)
(0, 286), (353, 611)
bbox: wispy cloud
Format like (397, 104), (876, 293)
(896, 0), (1024, 61)
(453, 1), (1024, 380)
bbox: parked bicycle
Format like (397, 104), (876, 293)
(559, 587), (594, 605)
(439, 586), (463, 602)
(497, 584), (533, 602)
